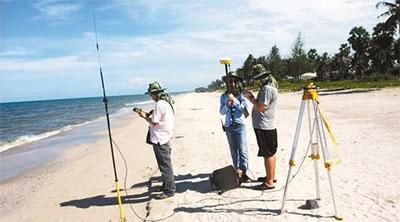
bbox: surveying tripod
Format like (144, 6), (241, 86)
(280, 81), (343, 220)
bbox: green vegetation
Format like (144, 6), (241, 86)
(200, 1), (400, 92)
(282, 79), (399, 92)
(241, 79), (400, 93)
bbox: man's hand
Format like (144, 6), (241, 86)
(133, 107), (148, 118)
(227, 93), (235, 108)
(242, 90), (255, 104)
(139, 111), (147, 118)
(227, 100), (233, 108)
(132, 107), (142, 113)
(227, 93), (235, 101)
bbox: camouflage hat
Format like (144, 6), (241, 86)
(222, 71), (243, 82)
(145, 81), (166, 94)
(252, 64), (270, 80)
(252, 64), (278, 88)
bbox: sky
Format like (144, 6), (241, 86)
(0, 0), (388, 102)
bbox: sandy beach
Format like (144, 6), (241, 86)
(1, 88), (399, 222)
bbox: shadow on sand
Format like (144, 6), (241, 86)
(59, 173), (333, 219)
(60, 173), (212, 208)
(174, 198), (333, 219)
(174, 198), (281, 215)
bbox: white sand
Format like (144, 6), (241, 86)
(1, 88), (399, 222)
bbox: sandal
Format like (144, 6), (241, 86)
(253, 183), (275, 190)
(257, 176), (277, 183)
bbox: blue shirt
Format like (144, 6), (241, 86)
(220, 93), (248, 127)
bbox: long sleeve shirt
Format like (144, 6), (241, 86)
(219, 93), (248, 127)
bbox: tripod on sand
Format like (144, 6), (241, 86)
(280, 73), (343, 220)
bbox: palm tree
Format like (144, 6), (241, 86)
(376, 0), (400, 35)
(370, 23), (396, 73)
(348, 26), (370, 79)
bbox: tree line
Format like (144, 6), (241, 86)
(205, 0), (400, 91)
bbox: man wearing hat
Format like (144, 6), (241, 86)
(220, 71), (251, 183)
(135, 81), (176, 199)
(243, 65), (279, 190)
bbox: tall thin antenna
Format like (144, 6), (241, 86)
(92, 7), (125, 222)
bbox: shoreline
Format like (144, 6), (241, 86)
(1, 88), (399, 221)
(0, 98), (158, 182)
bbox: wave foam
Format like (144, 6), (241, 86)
(0, 121), (92, 153)
(125, 100), (153, 106)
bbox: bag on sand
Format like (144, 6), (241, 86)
(146, 127), (155, 145)
(209, 165), (240, 194)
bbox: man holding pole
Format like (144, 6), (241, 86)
(219, 71), (251, 183)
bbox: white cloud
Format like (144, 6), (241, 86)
(33, 0), (83, 22)
(1, 0), (386, 101)
(248, 0), (376, 22)
(0, 47), (33, 57)
(71, 0), (379, 69)
(105, 0), (380, 58)
(0, 56), (95, 73)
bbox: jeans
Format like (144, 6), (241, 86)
(225, 124), (248, 173)
(152, 141), (176, 193)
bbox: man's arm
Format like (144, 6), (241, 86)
(142, 116), (158, 126)
(242, 90), (266, 112)
(133, 108), (158, 126)
(220, 94), (231, 115)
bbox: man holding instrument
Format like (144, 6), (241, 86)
(219, 71), (251, 183)
(243, 65), (279, 190)
(134, 81), (176, 199)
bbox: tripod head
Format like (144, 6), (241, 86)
(300, 72), (317, 89)
(300, 73), (318, 100)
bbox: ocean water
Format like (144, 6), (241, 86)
(0, 95), (152, 152)
(0, 94), (158, 181)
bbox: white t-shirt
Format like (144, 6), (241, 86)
(149, 100), (174, 145)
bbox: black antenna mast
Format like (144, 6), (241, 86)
(93, 8), (125, 222)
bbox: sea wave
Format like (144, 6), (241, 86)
(125, 100), (153, 106)
(0, 120), (93, 153)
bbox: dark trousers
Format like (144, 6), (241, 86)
(152, 141), (176, 193)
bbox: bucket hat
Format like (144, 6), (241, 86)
(222, 71), (243, 82)
(252, 64), (278, 88)
(145, 81), (166, 94)
(252, 64), (271, 80)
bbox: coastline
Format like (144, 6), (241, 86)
(1, 89), (399, 221)
(0, 96), (156, 181)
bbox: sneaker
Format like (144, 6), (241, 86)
(154, 192), (175, 200)
(157, 183), (165, 192)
